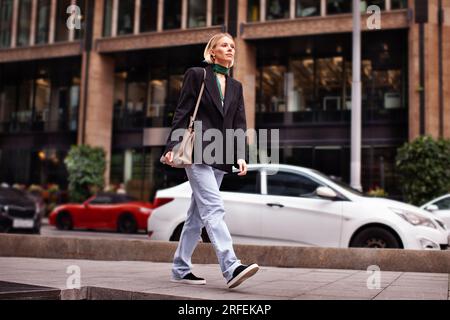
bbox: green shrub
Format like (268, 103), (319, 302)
(64, 145), (106, 203)
(396, 136), (450, 206)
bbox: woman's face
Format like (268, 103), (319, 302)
(211, 36), (235, 67)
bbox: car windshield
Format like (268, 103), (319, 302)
(309, 170), (364, 196)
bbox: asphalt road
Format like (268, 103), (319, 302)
(40, 221), (149, 240)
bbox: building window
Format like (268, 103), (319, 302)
(391, 0), (407, 9)
(255, 31), (407, 125)
(55, 0), (71, 42)
(118, 0), (135, 35)
(146, 73), (168, 127)
(0, 0), (13, 48)
(363, 0), (385, 11)
(164, 0), (182, 30)
(103, 0), (113, 36)
(247, 0), (260, 22)
(296, 0), (320, 17)
(327, 0), (351, 14)
(140, 0), (157, 32)
(188, 0), (206, 28)
(17, 0), (32, 46)
(36, 0), (50, 44)
(74, 0), (85, 40)
(212, 0), (225, 25)
(266, 0), (290, 20)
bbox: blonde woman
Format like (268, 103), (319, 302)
(162, 33), (259, 289)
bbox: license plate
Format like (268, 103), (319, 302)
(13, 219), (34, 229)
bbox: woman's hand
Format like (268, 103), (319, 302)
(165, 151), (174, 166)
(237, 159), (247, 176)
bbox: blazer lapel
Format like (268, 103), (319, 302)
(204, 65), (224, 117)
(223, 76), (235, 117)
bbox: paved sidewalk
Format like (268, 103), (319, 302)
(0, 257), (449, 300)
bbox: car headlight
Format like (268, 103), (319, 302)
(139, 207), (152, 214)
(390, 207), (437, 229)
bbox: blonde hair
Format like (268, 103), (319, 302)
(203, 33), (235, 68)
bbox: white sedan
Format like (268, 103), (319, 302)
(420, 194), (450, 232)
(147, 164), (449, 250)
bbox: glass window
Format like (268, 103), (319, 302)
(103, 0), (113, 36)
(55, 0), (71, 42)
(0, 0), (13, 48)
(90, 195), (113, 204)
(316, 57), (344, 112)
(266, 0), (290, 20)
(290, 58), (315, 112)
(362, 0), (385, 11)
(221, 170), (260, 194)
(296, 0), (320, 17)
(164, 0), (182, 30)
(188, 0), (206, 28)
(74, 0), (85, 40)
(16, 80), (34, 130)
(17, 0), (32, 46)
(327, 0), (351, 14)
(247, 0), (260, 22)
(0, 85), (16, 133)
(140, 0), (157, 32)
(267, 171), (321, 197)
(391, 0), (407, 9)
(434, 197), (450, 210)
(118, 0), (134, 35)
(36, 0), (50, 44)
(260, 65), (286, 113)
(34, 77), (51, 131)
(212, 0), (225, 25)
(146, 76), (168, 127)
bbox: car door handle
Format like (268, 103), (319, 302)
(266, 203), (284, 208)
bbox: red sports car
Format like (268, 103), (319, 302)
(49, 193), (153, 233)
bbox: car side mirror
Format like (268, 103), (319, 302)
(425, 204), (439, 212)
(316, 186), (337, 199)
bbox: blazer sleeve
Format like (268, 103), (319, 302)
(162, 68), (201, 156)
(232, 83), (249, 167)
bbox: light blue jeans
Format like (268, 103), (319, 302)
(172, 164), (241, 282)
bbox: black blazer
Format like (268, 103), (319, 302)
(162, 64), (248, 173)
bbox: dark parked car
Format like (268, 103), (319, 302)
(0, 187), (41, 234)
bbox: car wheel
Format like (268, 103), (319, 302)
(350, 227), (401, 249)
(56, 212), (73, 230)
(170, 223), (184, 241)
(170, 223), (211, 243)
(117, 214), (137, 234)
(201, 228), (210, 243)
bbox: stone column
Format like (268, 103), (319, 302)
(78, 0), (115, 187)
(443, 0), (450, 138)
(30, 0), (38, 45)
(408, 0), (443, 140)
(232, 0), (257, 135)
(11, 0), (19, 47)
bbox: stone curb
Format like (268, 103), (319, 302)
(1, 234), (449, 273)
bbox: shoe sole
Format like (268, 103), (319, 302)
(228, 264), (259, 289)
(170, 279), (206, 285)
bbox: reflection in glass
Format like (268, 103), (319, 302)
(17, 0), (32, 46)
(36, 0), (50, 44)
(188, 0), (206, 28)
(34, 78), (51, 131)
(247, 0), (260, 22)
(103, 0), (113, 36)
(327, 0), (351, 14)
(296, 0), (319, 17)
(118, 0), (135, 35)
(0, 0), (13, 48)
(260, 65), (286, 113)
(266, 0), (290, 20)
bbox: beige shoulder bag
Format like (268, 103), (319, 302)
(160, 68), (206, 168)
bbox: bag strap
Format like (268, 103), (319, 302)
(188, 68), (206, 129)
